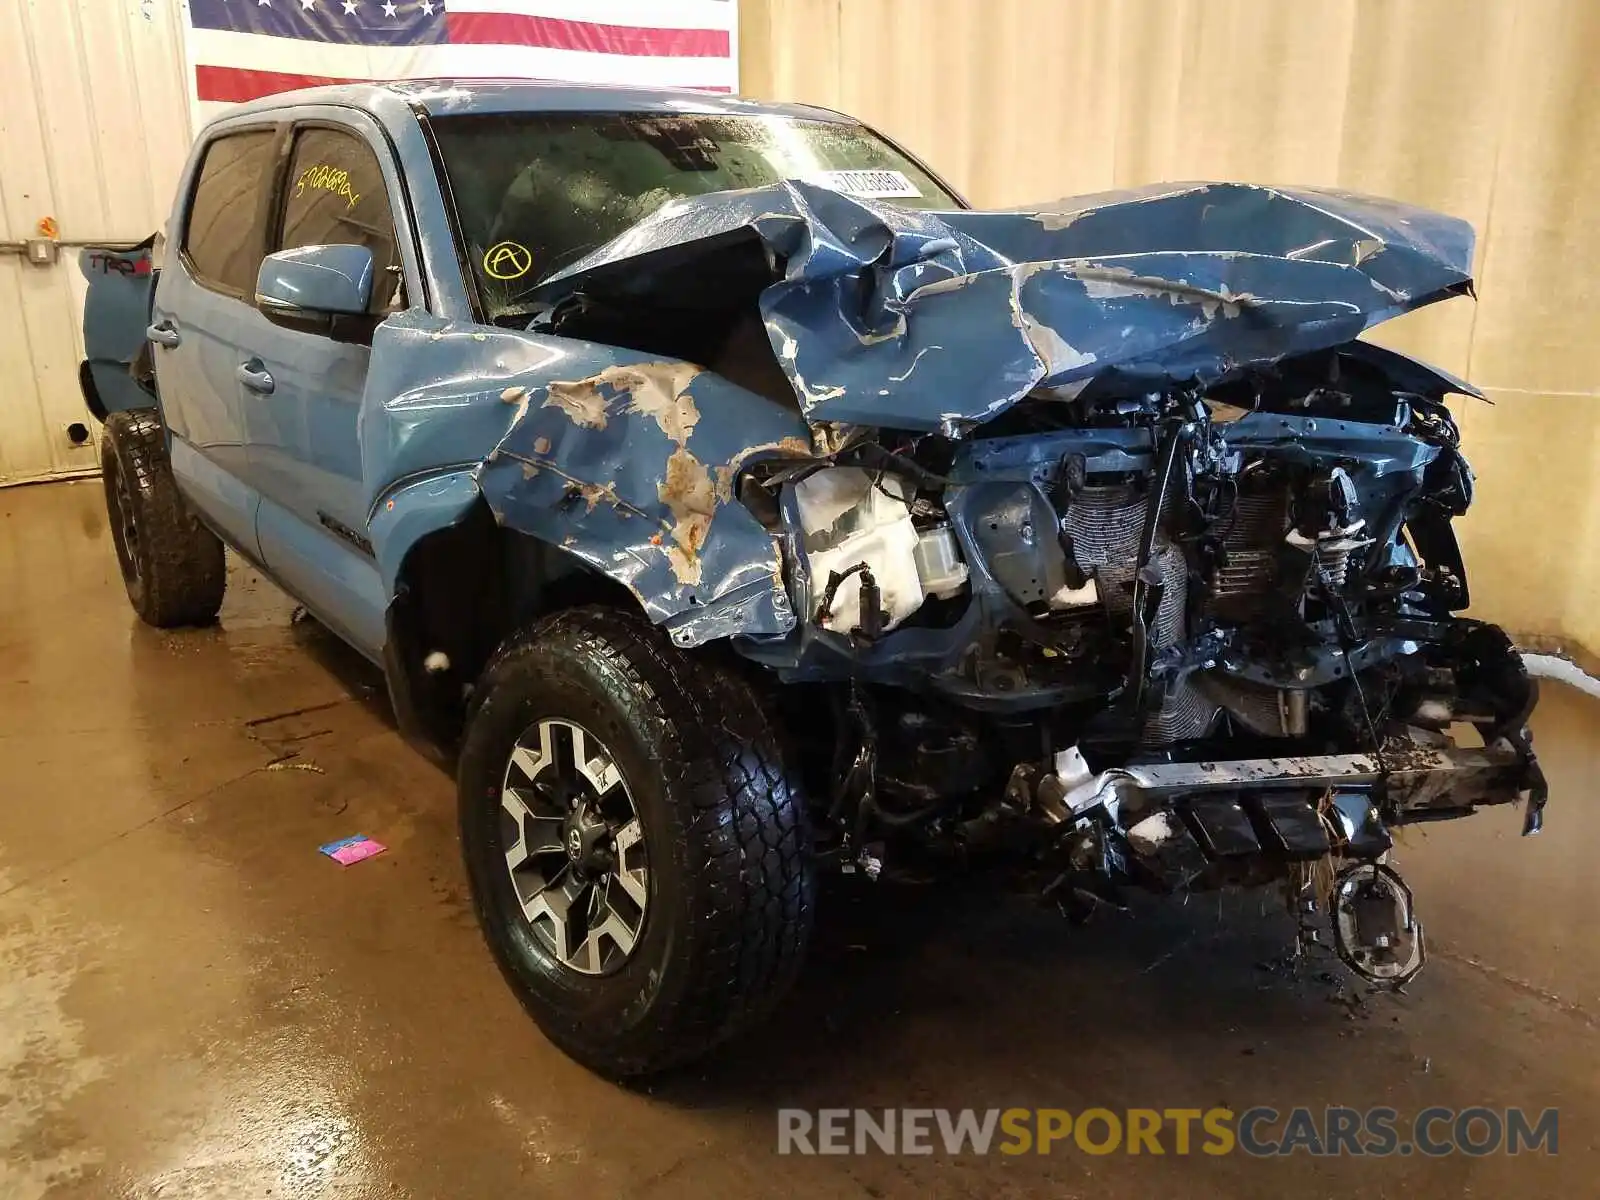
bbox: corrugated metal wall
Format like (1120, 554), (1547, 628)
(741, 0), (1600, 656)
(0, 0), (192, 486)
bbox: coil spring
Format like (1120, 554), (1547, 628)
(1314, 525), (1370, 591)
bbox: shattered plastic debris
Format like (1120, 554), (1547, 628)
(319, 835), (387, 866)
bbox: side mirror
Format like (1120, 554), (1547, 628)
(255, 244), (374, 335)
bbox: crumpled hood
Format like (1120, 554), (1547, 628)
(531, 181), (1476, 431)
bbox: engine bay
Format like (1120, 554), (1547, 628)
(737, 340), (1546, 987)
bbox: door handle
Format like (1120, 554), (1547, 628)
(147, 321), (181, 349)
(236, 360), (275, 395)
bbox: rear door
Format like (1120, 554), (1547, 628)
(242, 116), (412, 661)
(148, 125), (281, 560)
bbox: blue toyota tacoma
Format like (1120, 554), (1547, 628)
(82, 79), (1546, 1077)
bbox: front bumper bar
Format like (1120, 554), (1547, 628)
(1054, 739), (1547, 835)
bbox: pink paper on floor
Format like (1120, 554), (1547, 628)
(319, 835), (387, 866)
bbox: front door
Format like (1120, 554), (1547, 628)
(242, 118), (410, 660)
(148, 125), (280, 560)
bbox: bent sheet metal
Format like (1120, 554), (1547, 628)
(522, 180), (1476, 430)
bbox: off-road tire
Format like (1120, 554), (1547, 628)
(458, 606), (814, 1077)
(100, 408), (226, 627)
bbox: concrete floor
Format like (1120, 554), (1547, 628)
(1, 477), (1595, 1199)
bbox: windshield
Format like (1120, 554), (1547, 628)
(428, 111), (962, 322)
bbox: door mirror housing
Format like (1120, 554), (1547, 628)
(255, 244), (374, 336)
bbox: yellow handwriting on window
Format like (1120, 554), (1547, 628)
(295, 163), (362, 210)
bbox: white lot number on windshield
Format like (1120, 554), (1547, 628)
(805, 168), (922, 199)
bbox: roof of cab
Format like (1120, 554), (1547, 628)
(213, 77), (855, 126)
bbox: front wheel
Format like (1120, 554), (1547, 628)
(457, 607), (814, 1077)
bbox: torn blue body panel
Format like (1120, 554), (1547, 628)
(530, 181), (1476, 431)
(359, 309), (809, 640)
(476, 356), (809, 638)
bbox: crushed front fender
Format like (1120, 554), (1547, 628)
(361, 311), (811, 643)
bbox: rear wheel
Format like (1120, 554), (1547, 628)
(100, 408), (226, 627)
(458, 607), (813, 1077)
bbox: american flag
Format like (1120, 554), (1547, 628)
(184, 0), (740, 124)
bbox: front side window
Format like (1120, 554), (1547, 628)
(428, 112), (962, 322)
(279, 126), (404, 313)
(184, 129), (277, 294)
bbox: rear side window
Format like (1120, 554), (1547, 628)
(184, 129), (277, 294)
(279, 127), (403, 313)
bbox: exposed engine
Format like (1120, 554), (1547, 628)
(747, 341), (1545, 986)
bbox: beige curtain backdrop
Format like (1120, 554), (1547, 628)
(741, 0), (1600, 660)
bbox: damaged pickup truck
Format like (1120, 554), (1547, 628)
(85, 80), (1546, 1078)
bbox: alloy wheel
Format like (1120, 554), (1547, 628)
(499, 718), (649, 975)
